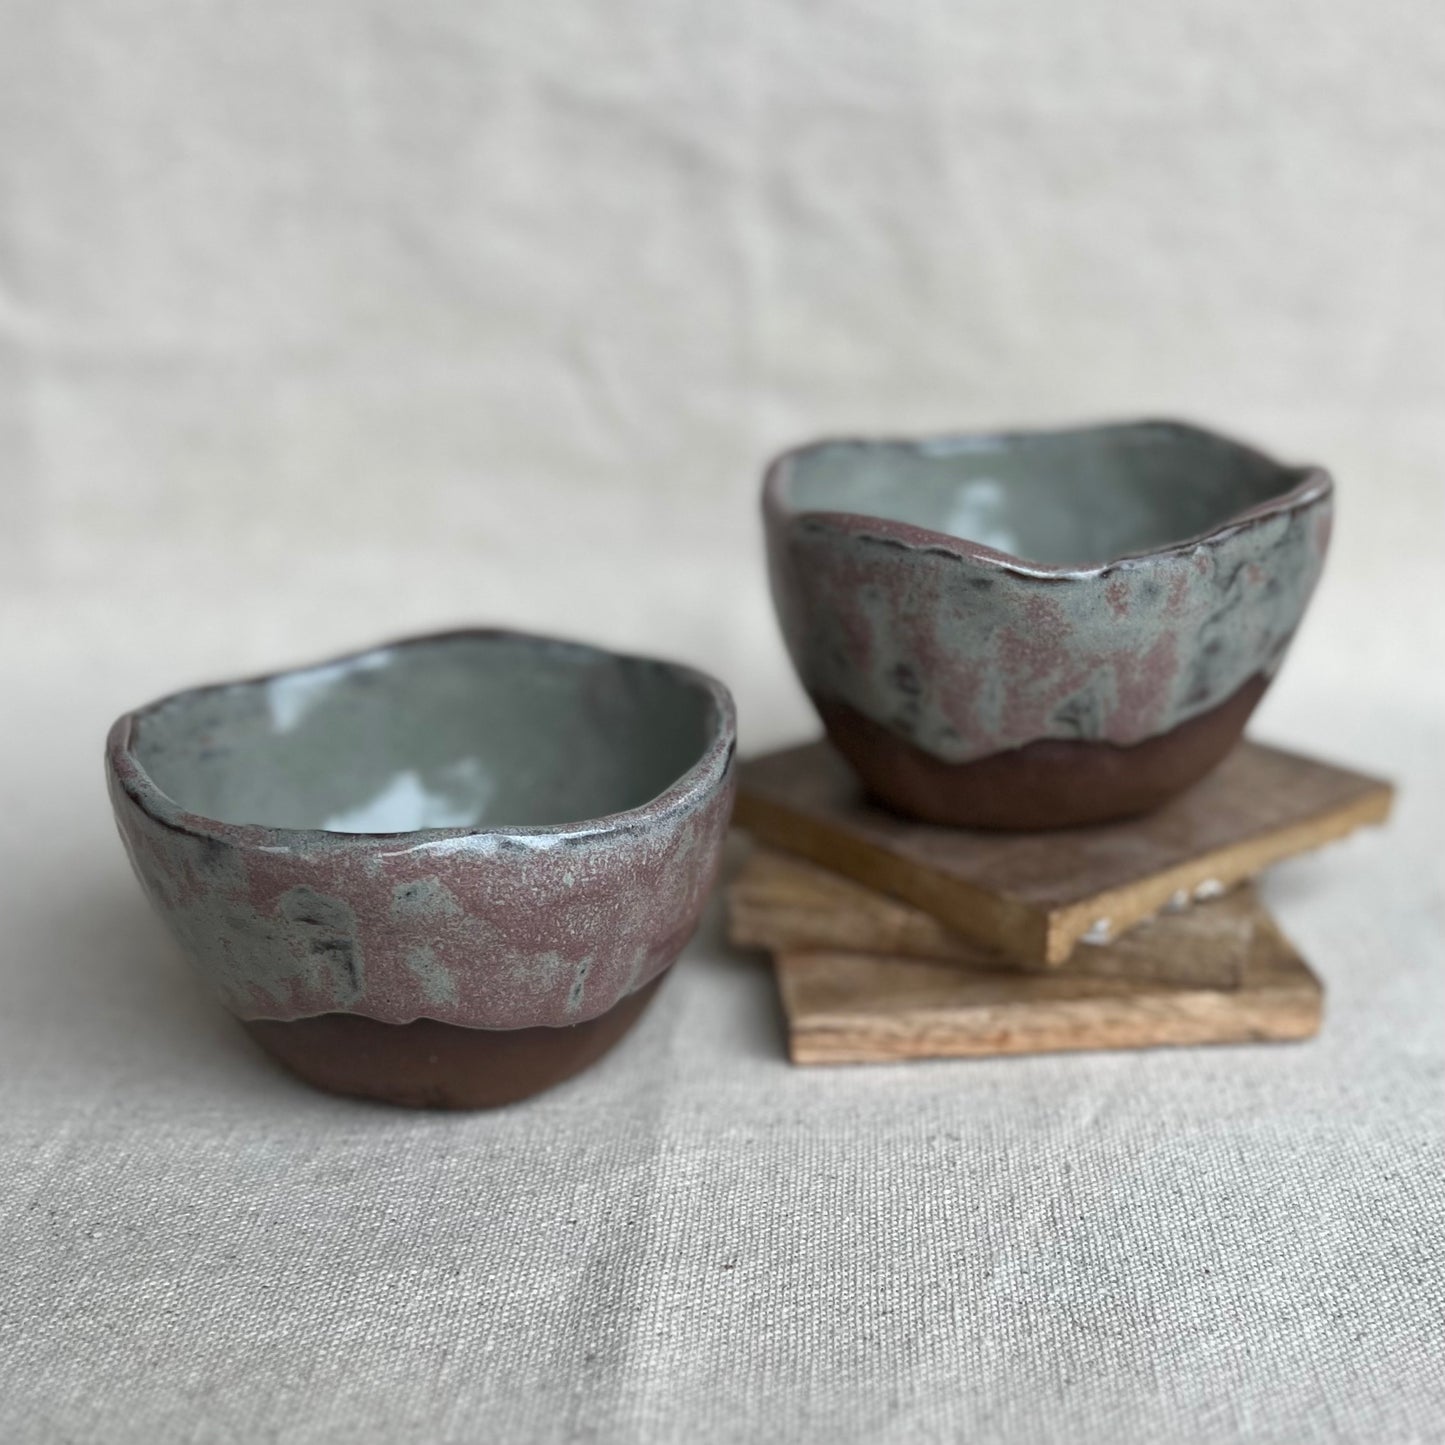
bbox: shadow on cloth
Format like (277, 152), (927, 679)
(20, 874), (287, 1100)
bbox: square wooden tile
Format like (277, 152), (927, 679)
(736, 738), (1391, 968)
(730, 847), (1246, 988)
(771, 884), (1322, 1065)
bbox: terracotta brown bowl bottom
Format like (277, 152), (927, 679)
(814, 674), (1269, 830)
(243, 973), (666, 1109)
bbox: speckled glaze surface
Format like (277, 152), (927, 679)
(106, 631), (737, 1035)
(764, 420), (1332, 828)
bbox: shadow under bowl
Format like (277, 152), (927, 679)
(106, 629), (737, 1107)
(763, 420), (1333, 829)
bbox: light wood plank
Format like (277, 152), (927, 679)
(775, 886), (1322, 1065)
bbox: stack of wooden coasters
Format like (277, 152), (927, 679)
(729, 738), (1393, 1065)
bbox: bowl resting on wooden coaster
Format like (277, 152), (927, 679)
(763, 421), (1334, 828)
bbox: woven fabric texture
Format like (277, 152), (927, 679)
(2, 1), (1442, 1439)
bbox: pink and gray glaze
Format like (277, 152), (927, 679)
(764, 420), (1332, 827)
(106, 631), (737, 1038)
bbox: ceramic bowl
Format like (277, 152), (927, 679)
(106, 630), (736, 1107)
(763, 420), (1332, 829)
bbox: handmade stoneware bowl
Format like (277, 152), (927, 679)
(106, 630), (736, 1107)
(763, 420), (1332, 829)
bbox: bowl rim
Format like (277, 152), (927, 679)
(762, 417), (1333, 579)
(106, 628), (737, 852)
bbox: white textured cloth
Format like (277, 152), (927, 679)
(2, 2), (1443, 1441)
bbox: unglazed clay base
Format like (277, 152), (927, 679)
(243, 974), (666, 1109)
(814, 674), (1270, 829)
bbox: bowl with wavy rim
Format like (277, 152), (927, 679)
(763, 419), (1332, 829)
(106, 629), (736, 1107)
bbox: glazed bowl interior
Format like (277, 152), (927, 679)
(779, 423), (1308, 568)
(128, 634), (722, 833)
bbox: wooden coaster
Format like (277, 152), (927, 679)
(772, 884), (1322, 1065)
(730, 848), (1245, 987)
(736, 738), (1392, 967)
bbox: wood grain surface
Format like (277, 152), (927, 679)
(729, 847), (1247, 987)
(735, 738), (1392, 966)
(772, 885), (1322, 1065)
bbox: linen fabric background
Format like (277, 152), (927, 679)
(2, 2), (1442, 1441)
